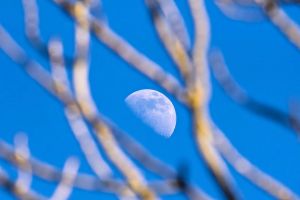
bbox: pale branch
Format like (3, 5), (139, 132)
(187, 0), (211, 93)
(145, 0), (194, 85)
(0, 139), (123, 193)
(108, 120), (177, 179)
(0, 25), (210, 199)
(209, 50), (300, 135)
(2, 13), (136, 198)
(72, 3), (157, 198)
(50, 45), (211, 198)
(156, 0), (191, 51)
(48, 36), (113, 180)
(22, 0), (73, 65)
(14, 133), (33, 196)
(258, 0), (300, 51)
(0, 25), (114, 180)
(213, 127), (300, 200)
(49, 157), (80, 200)
(214, 0), (300, 51)
(192, 110), (242, 200)
(0, 0), (299, 199)
(187, 1), (241, 199)
(51, 0), (188, 104)
(105, 120), (213, 199)
(0, 137), (194, 196)
(0, 167), (46, 200)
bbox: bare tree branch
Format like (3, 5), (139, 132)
(209, 49), (300, 135)
(213, 127), (300, 200)
(50, 157), (80, 200)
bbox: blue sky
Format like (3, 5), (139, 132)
(0, 0), (300, 199)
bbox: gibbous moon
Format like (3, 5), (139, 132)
(125, 89), (176, 138)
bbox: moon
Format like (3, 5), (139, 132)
(125, 89), (176, 138)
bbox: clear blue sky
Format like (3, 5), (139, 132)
(0, 0), (300, 199)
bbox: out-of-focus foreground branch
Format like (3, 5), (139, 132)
(0, 0), (299, 199)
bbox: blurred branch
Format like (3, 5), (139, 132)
(0, 24), (210, 199)
(187, 1), (241, 199)
(1, 6), (207, 200)
(22, 0), (73, 65)
(213, 127), (300, 200)
(49, 157), (80, 200)
(71, 2), (156, 199)
(0, 139), (123, 193)
(0, 25), (114, 181)
(52, 0), (188, 104)
(0, 167), (46, 200)
(156, 0), (191, 51)
(14, 133), (33, 196)
(107, 121), (213, 199)
(0, 0), (299, 199)
(258, 0), (300, 51)
(145, 0), (193, 85)
(48, 36), (113, 180)
(209, 49), (300, 135)
(0, 137), (200, 197)
(215, 0), (300, 50)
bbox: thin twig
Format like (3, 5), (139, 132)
(156, 0), (191, 51)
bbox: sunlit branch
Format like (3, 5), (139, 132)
(0, 137), (191, 197)
(192, 111), (241, 200)
(0, 25), (134, 197)
(145, 0), (194, 85)
(72, 3), (156, 199)
(188, 0), (211, 93)
(104, 108), (213, 199)
(156, 0), (191, 51)
(48, 37), (113, 179)
(52, 0), (188, 104)
(187, 1), (241, 199)
(0, 25), (207, 199)
(209, 50), (300, 135)
(1, 0), (299, 199)
(215, 0), (300, 50)
(14, 133), (33, 196)
(0, 139), (123, 193)
(50, 157), (80, 200)
(213, 127), (300, 200)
